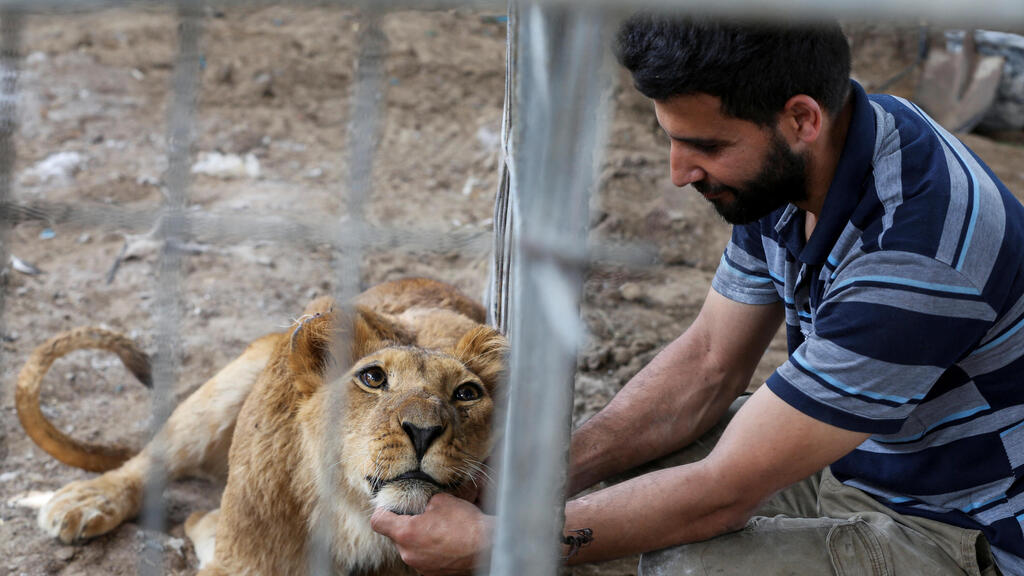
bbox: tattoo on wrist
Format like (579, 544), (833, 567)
(561, 528), (594, 560)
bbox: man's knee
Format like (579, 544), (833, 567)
(638, 543), (702, 576)
(637, 517), (839, 576)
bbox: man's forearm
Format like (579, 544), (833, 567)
(562, 459), (754, 565)
(568, 292), (784, 497)
(564, 386), (872, 565)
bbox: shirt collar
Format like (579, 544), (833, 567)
(777, 80), (876, 265)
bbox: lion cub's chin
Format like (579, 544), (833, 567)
(372, 480), (443, 516)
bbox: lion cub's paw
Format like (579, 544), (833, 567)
(38, 476), (138, 543)
(184, 508), (219, 569)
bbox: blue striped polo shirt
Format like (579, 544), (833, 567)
(711, 80), (1024, 572)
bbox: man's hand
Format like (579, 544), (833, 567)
(371, 493), (493, 576)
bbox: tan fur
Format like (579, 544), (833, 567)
(19, 278), (506, 575)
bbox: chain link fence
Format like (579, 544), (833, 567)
(1, 1), (1022, 575)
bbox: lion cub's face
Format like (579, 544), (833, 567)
(290, 304), (504, 519)
(342, 346), (496, 515)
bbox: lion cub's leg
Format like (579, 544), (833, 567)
(39, 334), (283, 543)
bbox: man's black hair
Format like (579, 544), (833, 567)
(615, 14), (852, 125)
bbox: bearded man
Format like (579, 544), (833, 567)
(373, 15), (1024, 576)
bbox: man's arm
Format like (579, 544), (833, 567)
(372, 381), (871, 573)
(568, 288), (783, 495)
(562, 385), (870, 564)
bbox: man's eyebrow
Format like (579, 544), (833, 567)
(664, 132), (729, 148)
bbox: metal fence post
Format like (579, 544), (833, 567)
(489, 3), (614, 575)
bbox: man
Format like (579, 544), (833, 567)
(372, 15), (1024, 575)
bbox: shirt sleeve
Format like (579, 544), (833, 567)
(711, 222), (782, 305)
(766, 249), (997, 434)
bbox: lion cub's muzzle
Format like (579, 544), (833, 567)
(368, 392), (463, 515)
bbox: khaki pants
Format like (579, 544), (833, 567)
(637, 397), (1001, 576)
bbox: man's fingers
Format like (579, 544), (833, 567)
(370, 507), (399, 537)
(426, 492), (459, 510)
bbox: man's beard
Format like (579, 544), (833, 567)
(694, 130), (808, 225)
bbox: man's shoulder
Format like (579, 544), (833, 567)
(858, 93), (1018, 263)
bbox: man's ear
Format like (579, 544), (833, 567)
(779, 94), (823, 146)
(451, 325), (508, 389)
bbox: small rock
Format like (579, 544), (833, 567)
(582, 346), (610, 371)
(191, 152), (261, 179)
(612, 347), (632, 365)
(630, 336), (657, 354)
(0, 471), (19, 482)
(54, 547), (76, 562)
(618, 282), (644, 302)
(166, 537), (186, 556)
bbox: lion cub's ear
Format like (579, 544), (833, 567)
(287, 298), (338, 380)
(352, 305), (413, 359)
(452, 325), (507, 389)
(288, 302), (413, 384)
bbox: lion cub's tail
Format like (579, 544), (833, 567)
(16, 326), (152, 472)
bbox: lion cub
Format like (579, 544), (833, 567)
(16, 278), (506, 575)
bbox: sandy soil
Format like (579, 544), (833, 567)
(0, 7), (1022, 576)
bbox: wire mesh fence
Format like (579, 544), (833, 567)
(1, 1), (1023, 576)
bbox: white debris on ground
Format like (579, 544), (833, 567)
(9, 255), (42, 276)
(7, 491), (54, 510)
(20, 151), (86, 185)
(191, 152), (261, 179)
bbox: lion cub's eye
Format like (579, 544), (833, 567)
(452, 382), (484, 402)
(358, 366), (388, 389)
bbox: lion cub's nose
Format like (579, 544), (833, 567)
(401, 422), (444, 461)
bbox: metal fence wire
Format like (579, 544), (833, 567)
(2, 1), (1023, 576)
(0, 2), (613, 574)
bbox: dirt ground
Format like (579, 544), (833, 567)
(1, 7), (1022, 576)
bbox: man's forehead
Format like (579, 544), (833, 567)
(654, 93), (754, 139)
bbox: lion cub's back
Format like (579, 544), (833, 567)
(356, 278), (485, 323)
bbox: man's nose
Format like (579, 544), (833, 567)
(670, 143), (706, 188)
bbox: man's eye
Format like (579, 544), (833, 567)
(358, 366), (388, 389)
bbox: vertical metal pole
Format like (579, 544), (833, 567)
(490, 4), (614, 575)
(486, 4), (517, 335)
(309, 8), (387, 575)
(0, 7), (20, 470)
(139, 4), (202, 575)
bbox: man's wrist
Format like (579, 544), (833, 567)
(560, 527), (594, 562)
